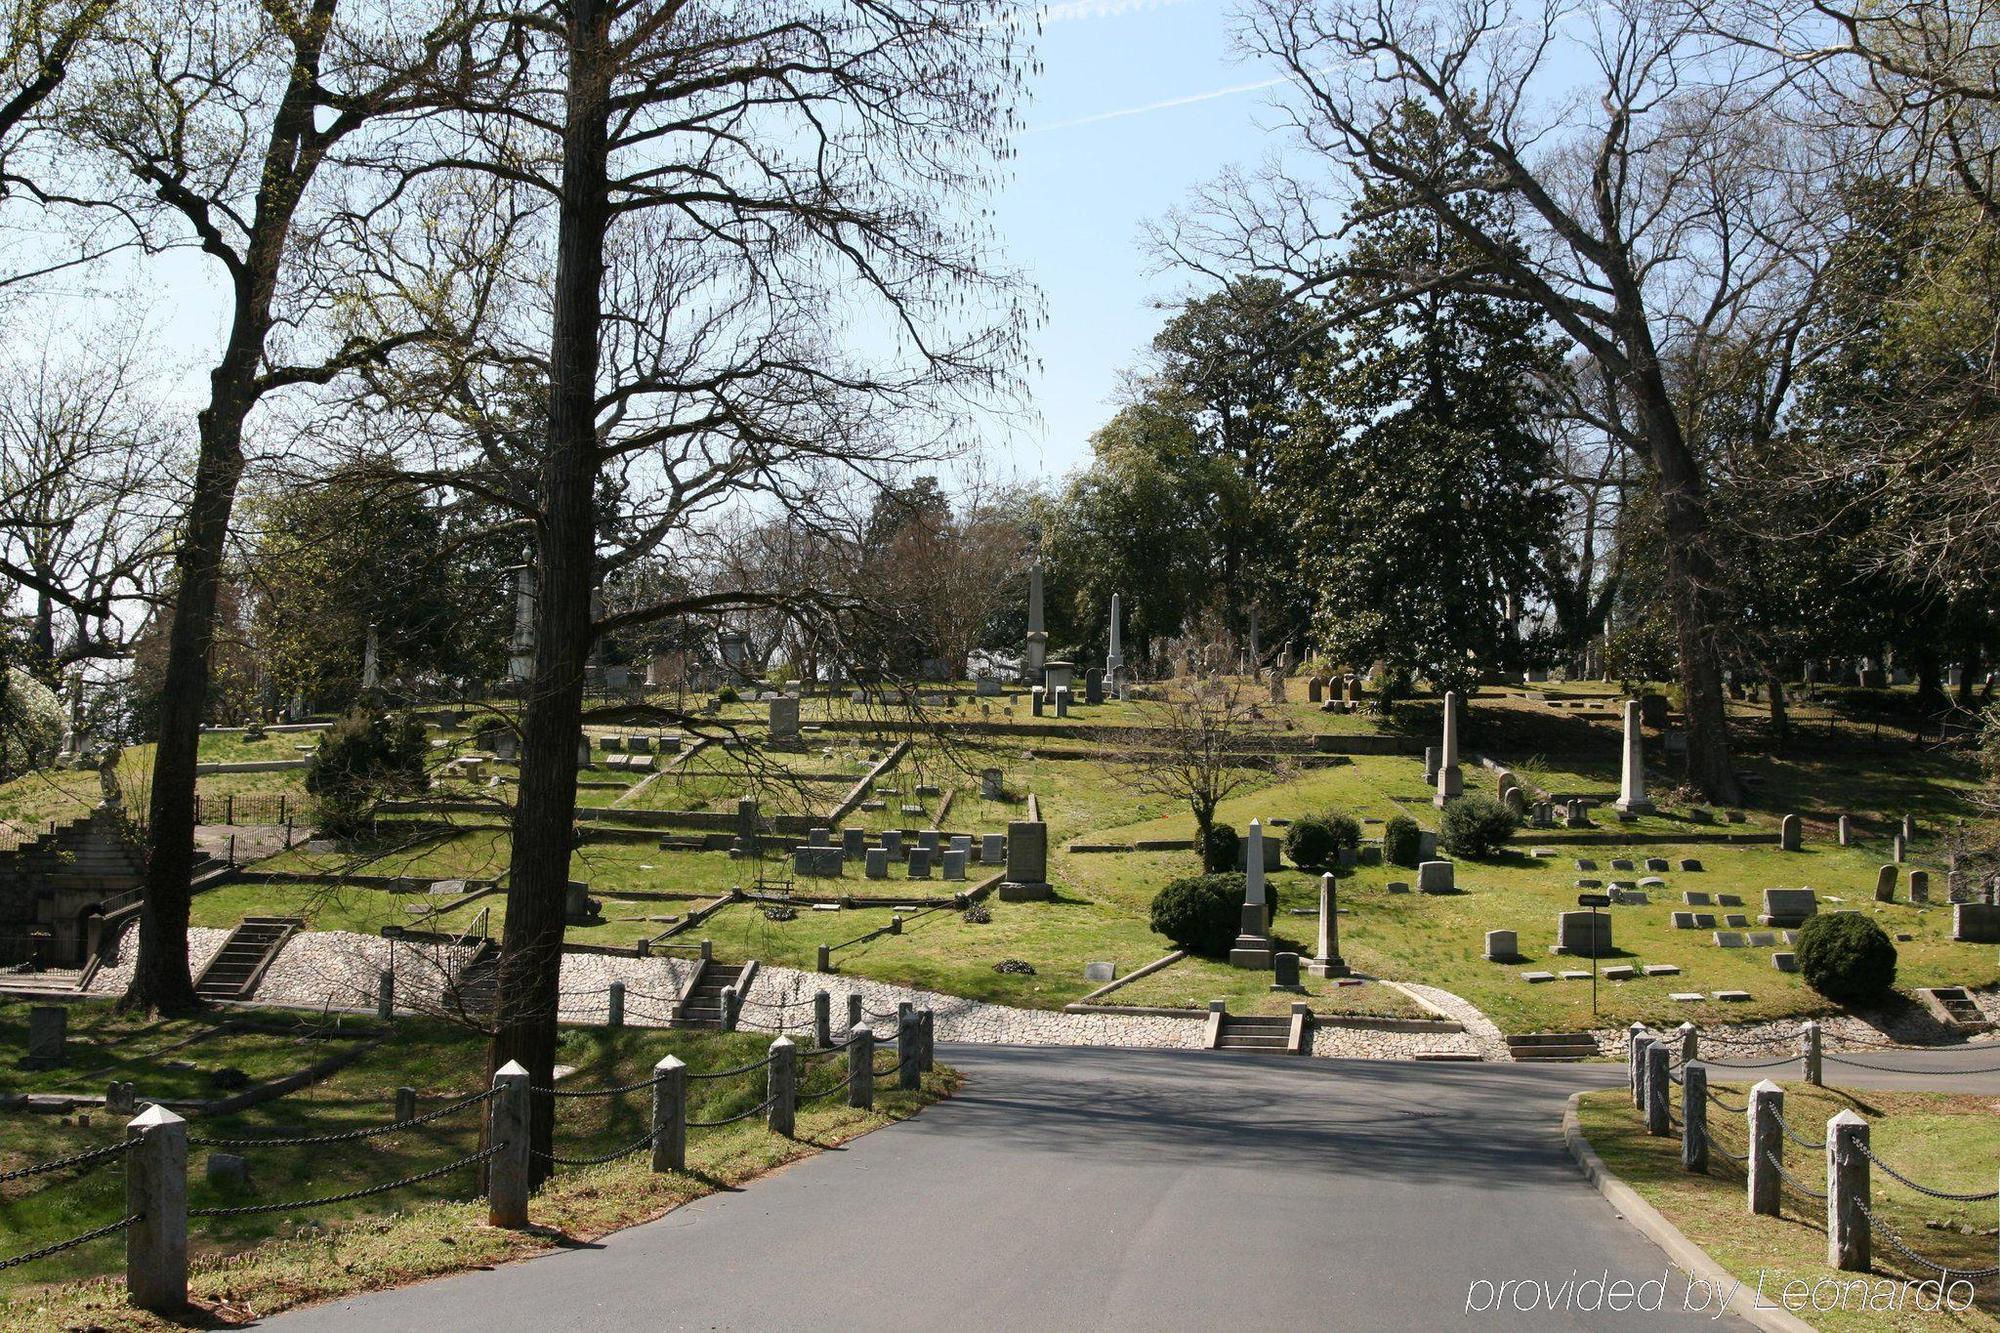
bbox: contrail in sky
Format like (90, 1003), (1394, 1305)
(1022, 72), (1287, 133)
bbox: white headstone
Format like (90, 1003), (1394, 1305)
(1614, 698), (1653, 814)
(1245, 819), (1267, 907)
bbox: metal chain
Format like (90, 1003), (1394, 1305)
(1826, 1053), (2000, 1075)
(1857, 1142), (2000, 1202)
(0, 1214), (141, 1271)
(191, 1087), (497, 1148)
(531, 1070), (671, 1098)
(686, 1054), (777, 1082)
(872, 1057), (902, 1078)
(1857, 1200), (2000, 1281)
(862, 1005), (901, 1020)
(686, 1095), (778, 1128)
(1705, 1087), (1749, 1113)
(0, 1138), (132, 1183)
(1665, 1067), (1685, 1086)
(1772, 1110), (1827, 1151)
(531, 1129), (657, 1168)
(1763, 1149), (1827, 1199)
(1706, 1053), (1800, 1069)
(189, 1143), (504, 1218)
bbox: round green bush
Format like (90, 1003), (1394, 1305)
(306, 709), (430, 838)
(1382, 814), (1422, 867)
(1283, 815), (1336, 869)
(1149, 872), (1248, 957)
(1795, 912), (1897, 1002)
(1438, 794), (1519, 859)
(1201, 822), (1240, 873)
(1323, 812), (1361, 852)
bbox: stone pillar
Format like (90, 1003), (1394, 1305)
(1676, 1022), (1698, 1066)
(395, 1086), (417, 1123)
(813, 990), (831, 1048)
(720, 985), (738, 1032)
(1682, 1062), (1708, 1173)
(1306, 872), (1349, 977)
(1229, 819), (1275, 968)
(920, 1009), (935, 1071)
(1801, 1019), (1821, 1086)
(1433, 692), (1462, 807)
(1615, 699), (1653, 814)
(376, 969), (394, 1021)
(817, 943), (831, 973)
(846, 991), (863, 1035)
(125, 1104), (188, 1312)
(1748, 1080), (1783, 1217)
(487, 1061), (531, 1228)
(1023, 561), (1047, 684)
(1106, 592), (1123, 682)
(1827, 1110), (1870, 1271)
(1630, 1027), (1655, 1110)
(651, 1055), (686, 1172)
(1838, 814), (1851, 847)
(849, 1026), (874, 1109)
(767, 1036), (796, 1137)
(607, 980), (625, 1028)
(1780, 813), (1802, 852)
(1645, 1043), (1671, 1136)
(898, 1012), (922, 1091)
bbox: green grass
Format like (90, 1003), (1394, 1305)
(1578, 1083), (2000, 1331)
(1100, 955), (1428, 1018)
(0, 998), (942, 1310)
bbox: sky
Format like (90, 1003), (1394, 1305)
(995, 0), (1279, 480)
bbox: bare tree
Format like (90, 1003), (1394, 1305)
(0, 322), (180, 674)
(51, 0), (512, 1013)
(1107, 675), (1279, 871)
(1152, 0), (1836, 802)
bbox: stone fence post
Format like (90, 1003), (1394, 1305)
(1645, 1043), (1671, 1136)
(1630, 1028), (1656, 1111)
(1676, 1022), (1698, 1066)
(376, 969), (394, 1021)
(813, 991), (831, 1049)
(651, 1055), (685, 1173)
(720, 985), (738, 1033)
(487, 1061), (531, 1228)
(1682, 1063), (1707, 1173)
(919, 1009), (935, 1072)
(816, 944), (831, 973)
(898, 1013), (921, 1091)
(125, 1104), (188, 1313)
(1801, 1019), (1821, 1086)
(1827, 1110), (1870, 1271)
(767, 1037), (796, 1138)
(849, 1026), (874, 1110)
(1748, 1080), (1783, 1217)
(607, 980), (625, 1028)
(846, 992), (863, 1036)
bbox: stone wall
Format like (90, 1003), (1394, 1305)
(0, 808), (146, 967)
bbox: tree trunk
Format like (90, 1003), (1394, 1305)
(123, 392), (251, 1014)
(488, 0), (612, 1181)
(1960, 652), (1980, 707)
(1914, 643), (1946, 720)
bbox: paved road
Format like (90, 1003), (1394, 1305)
(1702, 1042), (2000, 1093)
(270, 1046), (1749, 1331)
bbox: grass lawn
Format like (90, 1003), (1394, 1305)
(1578, 1083), (2000, 1331)
(0, 999), (950, 1327)
(1100, 955), (1429, 1019)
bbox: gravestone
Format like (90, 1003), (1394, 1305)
(1053, 687), (1071, 718)
(906, 848), (932, 879)
(1684, 891), (1713, 906)
(880, 829), (904, 858)
(563, 880), (595, 924)
(976, 675), (1002, 697)
(1084, 961), (1115, 983)
(980, 832), (1005, 864)
(1270, 951), (1305, 993)
(1502, 786), (1527, 818)
(576, 734), (593, 768)
(1637, 877), (1665, 889)
(1679, 859), (1704, 873)
(1576, 878), (1602, 889)
(917, 828), (940, 854)
(1715, 893), (1741, 906)
(980, 767), (1004, 800)
(1746, 930), (1780, 948)
(941, 849), (967, 881)
(629, 735), (653, 755)
(1308, 677), (1324, 704)
(1724, 914), (1749, 928)
(1085, 668), (1104, 706)
(1555, 911), (1613, 958)
(865, 848), (889, 879)
(1837, 815), (1851, 847)
(1422, 746), (1439, 786)
(25, 1006), (65, 1067)
(768, 696), (800, 741)
(842, 827), (867, 860)
(1692, 913), (1717, 929)
(1909, 869), (1931, 902)
(601, 735), (623, 752)
(1760, 888), (1817, 928)
(1615, 699), (1654, 814)
(1484, 929), (1518, 962)
(1671, 911), (1697, 929)
(1952, 903), (2000, 944)
(1417, 831), (1438, 861)
(1874, 864), (1897, 903)
(1645, 858), (1670, 873)
(1031, 687), (1045, 718)
(1576, 859), (1598, 872)
(1229, 819), (1276, 968)
(207, 1153), (250, 1189)
(1773, 952), (1798, 973)
(809, 827), (832, 847)
(1779, 814), (1802, 852)
(1417, 860), (1456, 894)
(793, 845), (843, 878)
(1307, 872), (1348, 978)
(1903, 812), (1917, 842)
(1611, 859), (1635, 872)
(999, 820), (1051, 901)
(1892, 833), (1906, 864)
(1714, 931), (1747, 948)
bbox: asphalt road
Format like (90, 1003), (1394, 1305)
(1702, 1041), (2000, 1093)
(268, 1045), (1753, 1332)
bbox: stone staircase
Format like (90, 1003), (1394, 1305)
(672, 960), (747, 1030)
(1207, 1011), (1302, 1054)
(193, 916), (302, 1002)
(1919, 986), (1993, 1032)
(1505, 1032), (1602, 1062)
(443, 944), (499, 1020)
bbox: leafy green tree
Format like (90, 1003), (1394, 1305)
(1281, 106), (1563, 700)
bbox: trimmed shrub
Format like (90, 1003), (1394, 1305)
(306, 710), (430, 838)
(716, 685), (740, 704)
(1438, 794), (1519, 859)
(1322, 812), (1362, 853)
(1283, 815), (1337, 869)
(1201, 822), (1240, 874)
(1795, 913), (1897, 1002)
(1382, 814), (1422, 867)
(1149, 872), (1248, 957)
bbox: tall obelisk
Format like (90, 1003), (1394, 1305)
(1106, 593), (1123, 688)
(1023, 561), (1047, 685)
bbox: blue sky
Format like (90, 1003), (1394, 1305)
(994, 0), (1277, 479)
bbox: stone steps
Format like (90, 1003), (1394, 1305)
(672, 961), (746, 1030)
(1211, 1013), (1301, 1053)
(1506, 1032), (1601, 1061)
(193, 917), (301, 1001)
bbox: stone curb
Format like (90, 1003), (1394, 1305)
(1561, 1092), (1814, 1333)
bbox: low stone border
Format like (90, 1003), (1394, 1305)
(1061, 1002), (1465, 1033)
(1561, 1092), (1813, 1333)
